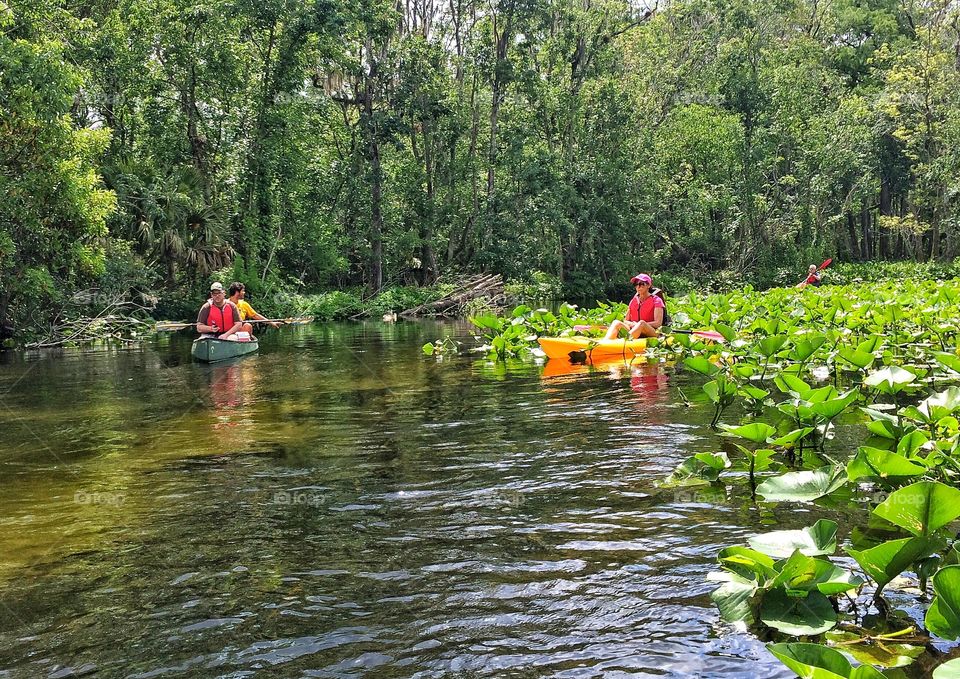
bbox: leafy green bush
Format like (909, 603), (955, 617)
(505, 271), (564, 301)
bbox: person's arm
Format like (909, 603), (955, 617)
(649, 305), (664, 330)
(197, 305), (219, 334)
(250, 308), (279, 328)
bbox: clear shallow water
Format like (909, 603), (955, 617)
(0, 322), (801, 678)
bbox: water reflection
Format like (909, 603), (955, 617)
(205, 358), (262, 439)
(0, 325), (798, 678)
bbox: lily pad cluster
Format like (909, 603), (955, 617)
(442, 278), (960, 675)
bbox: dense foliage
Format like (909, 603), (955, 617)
(4, 0), (960, 339)
(460, 280), (960, 675)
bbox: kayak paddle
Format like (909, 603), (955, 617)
(155, 316), (314, 332)
(797, 258), (833, 288)
(572, 324), (725, 342)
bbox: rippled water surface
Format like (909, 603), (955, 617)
(0, 322), (804, 678)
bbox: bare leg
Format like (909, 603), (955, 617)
(628, 321), (659, 338)
(604, 320), (630, 340)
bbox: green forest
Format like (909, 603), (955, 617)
(3, 0), (960, 341)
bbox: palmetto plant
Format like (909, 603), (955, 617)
(107, 162), (233, 285)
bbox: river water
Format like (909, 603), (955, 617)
(0, 322), (807, 678)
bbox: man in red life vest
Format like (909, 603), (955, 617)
(797, 264), (822, 289)
(197, 282), (243, 339)
(604, 273), (665, 339)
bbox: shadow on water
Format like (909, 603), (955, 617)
(0, 323), (795, 678)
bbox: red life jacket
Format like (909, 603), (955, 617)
(627, 294), (664, 323)
(207, 302), (237, 331)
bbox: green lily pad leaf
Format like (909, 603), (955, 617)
(933, 658), (960, 678)
(684, 355), (719, 376)
(864, 366), (916, 394)
(470, 314), (502, 330)
(720, 422), (776, 443)
(714, 323), (737, 342)
(757, 466), (847, 503)
(846, 536), (944, 589)
(760, 588), (837, 635)
(661, 453), (729, 487)
(874, 481), (960, 537)
(708, 571), (758, 624)
(739, 384), (770, 400)
(718, 546), (778, 581)
(694, 451), (731, 470)
(748, 520), (838, 559)
(846, 447), (927, 482)
(934, 352), (960, 374)
(703, 377), (736, 404)
(896, 430), (930, 457)
(791, 335), (826, 362)
(770, 427), (815, 447)
(866, 419), (898, 439)
(909, 387), (960, 423)
(769, 550), (863, 595)
(775, 373), (812, 397)
(749, 448), (776, 472)
(768, 642), (887, 678)
(806, 385), (839, 404)
(758, 335), (789, 358)
(858, 336), (884, 354)
(926, 565), (960, 640)
(812, 389), (859, 420)
(837, 346), (876, 370)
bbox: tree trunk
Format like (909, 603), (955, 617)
(846, 212), (860, 260)
(0, 291), (12, 341)
(420, 122), (438, 283)
(364, 38), (384, 293)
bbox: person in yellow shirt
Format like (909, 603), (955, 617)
(228, 282), (280, 334)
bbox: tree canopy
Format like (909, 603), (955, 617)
(3, 0), (960, 335)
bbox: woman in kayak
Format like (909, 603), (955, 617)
(604, 273), (664, 339)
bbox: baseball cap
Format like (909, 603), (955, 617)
(210, 282), (225, 292)
(630, 273), (652, 285)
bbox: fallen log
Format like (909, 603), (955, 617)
(400, 274), (505, 317)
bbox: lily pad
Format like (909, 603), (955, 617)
(757, 466), (847, 503)
(759, 588), (837, 635)
(874, 481), (960, 537)
(926, 565), (960, 640)
(748, 520), (838, 559)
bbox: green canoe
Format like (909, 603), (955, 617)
(191, 337), (259, 363)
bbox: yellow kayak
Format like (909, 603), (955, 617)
(537, 336), (647, 360)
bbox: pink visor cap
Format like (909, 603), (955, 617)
(630, 273), (652, 285)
